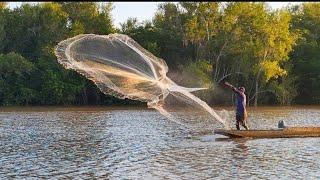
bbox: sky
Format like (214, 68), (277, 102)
(7, 2), (304, 28)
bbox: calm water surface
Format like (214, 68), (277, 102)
(1, 106), (320, 179)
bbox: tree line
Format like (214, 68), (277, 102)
(0, 2), (319, 106)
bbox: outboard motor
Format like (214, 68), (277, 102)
(278, 120), (286, 128)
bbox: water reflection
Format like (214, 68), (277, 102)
(230, 139), (249, 178)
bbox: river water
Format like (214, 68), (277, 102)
(1, 106), (320, 179)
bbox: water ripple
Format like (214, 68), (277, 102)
(1, 107), (320, 179)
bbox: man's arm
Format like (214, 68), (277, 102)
(220, 81), (241, 94)
(222, 82), (234, 89)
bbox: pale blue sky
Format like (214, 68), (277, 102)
(7, 2), (303, 28)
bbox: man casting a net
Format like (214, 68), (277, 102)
(220, 81), (249, 130)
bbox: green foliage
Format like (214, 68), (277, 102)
(181, 2), (220, 46)
(216, 2), (298, 106)
(181, 60), (213, 88)
(260, 61), (287, 81)
(178, 60), (215, 102)
(120, 17), (138, 34)
(61, 2), (115, 35)
(289, 3), (320, 104)
(0, 8), (5, 52)
(120, 18), (161, 56)
(272, 75), (298, 105)
(0, 53), (36, 105)
(0, 2), (118, 106)
(152, 2), (192, 68)
(0, 2), (319, 106)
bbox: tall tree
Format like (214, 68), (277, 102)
(289, 3), (320, 104)
(0, 7), (6, 52)
(180, 2), (220, 62)
(217, 3), (298, 106)
(61, 2), (115, 35)
(0, 53), (36, 105)
(153, 2), (191, 68)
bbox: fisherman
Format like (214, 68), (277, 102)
(219, 81), (249, 130)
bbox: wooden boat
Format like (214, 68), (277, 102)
(214, 127), (320, 138)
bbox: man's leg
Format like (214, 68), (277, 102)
(236, 121), (240, 130)
(241, 119), (249, 130)
(236, 115), (241, 130)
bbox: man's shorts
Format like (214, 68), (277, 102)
(236, 114), (245, 123)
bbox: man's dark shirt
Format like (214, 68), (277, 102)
(233, 88), (246, 116)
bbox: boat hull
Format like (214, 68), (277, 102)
(214, 127), (320, 138)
